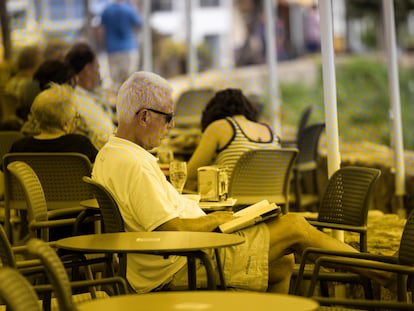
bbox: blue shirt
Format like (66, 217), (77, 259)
(101, 2), (143, 53)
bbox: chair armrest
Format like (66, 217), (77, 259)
(293, 247), (397, 295)
(47, 207), (86, 219)
(33, 276), (129, 296)
(29, 218), (77, 229)
(70, 276), (129, 295)
(308, 256), (414, 297)
(295, 161), (317, 172)
(280, 140), (297, 148)
(308, 220), (367, 234)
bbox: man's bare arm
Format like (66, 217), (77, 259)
(155, 211), (235, 232)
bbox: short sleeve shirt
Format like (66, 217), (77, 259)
(92, 136), (205, 292)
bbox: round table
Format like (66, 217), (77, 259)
(56, 231), (245, 290)
(56, 231), (244, 254)
(78, 291), (319, 311)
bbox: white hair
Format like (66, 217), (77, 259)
(31, 83), (76, 131)
(116, 71), (173, 125)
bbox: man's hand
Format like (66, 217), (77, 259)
(209, 211), (236, 226)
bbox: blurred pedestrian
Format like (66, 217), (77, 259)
(100, 0), (143, 86)
(303, 4), (321, 53)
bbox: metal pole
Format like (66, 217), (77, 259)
(264, 0), (280, 134)
(0, 0), (11, 60)
(185, 0), (197, 86)
(319, 0), (342, 241)
(382, 0), (406, 218)
(142, 0), (152, 72)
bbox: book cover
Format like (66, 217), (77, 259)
(218, 200), (281, 233)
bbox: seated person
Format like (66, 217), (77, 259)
(186, 88), (281, 190)
(92, 71), (392, 294)
(18, 60), (76, 125)
(4, 45), (43, 121)
(1, 83), (98, 240)
(64, 42), (116, 149)
(9, 83), (98, 163)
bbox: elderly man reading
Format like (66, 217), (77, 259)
(92, 71), (392, 294)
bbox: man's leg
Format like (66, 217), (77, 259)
(266, 214), (392, 288)
(268, 253), (295, 293)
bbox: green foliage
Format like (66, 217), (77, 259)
(281, 56), (414, 151)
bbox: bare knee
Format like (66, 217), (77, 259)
(268, 213), (310, 239)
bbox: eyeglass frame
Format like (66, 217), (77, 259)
(135, 108), (174, 123)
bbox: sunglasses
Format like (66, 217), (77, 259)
(136, 108), (174, 123)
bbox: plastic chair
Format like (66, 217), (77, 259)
(291, 166), (381, 297)
(296, 208), (414, 310)
(174, 88), (215, 128)
(26, 238), (128, 311)
(309, 166), (381, 252)
(227, 148), (298, 214)
(281, 105), (313, 148)
(0, 267), (42, 311)
(6, 161), (87, 242)
(3, 152), (94, 242)
(82, 176), (227, 291)
(291, 123), (325, 211)
(0, 131), (24, 161)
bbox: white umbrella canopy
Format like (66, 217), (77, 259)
(382, 0), (406, 218)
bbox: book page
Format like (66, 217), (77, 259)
(219, 201), (280, 233)
(234, 199), (270, 217)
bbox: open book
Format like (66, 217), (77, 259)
(218, 200), (281, 234)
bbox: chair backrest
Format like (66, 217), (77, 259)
(174, 88), (215, 127)
(228, 148), (298, 213)
(3, 152), (93, 211)
(294, 123), (326, 205)
(82, 176), (125, 233)
(398, 209), (414, 266)
(82, 177), (130, 289)
(296, 105), (313, 141)
(296, 123), (325, 166)
(0, 131), (24, 161)
(6, 161), (50, 240)
(0, 267), (41, 311)
(318, 166), (381, 227)
(0, 223), (17, 268)
(26, 238), (76, 311)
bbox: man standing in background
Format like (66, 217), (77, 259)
(101, 0), (143, 86)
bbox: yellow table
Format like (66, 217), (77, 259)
(78, 291), (319, 311)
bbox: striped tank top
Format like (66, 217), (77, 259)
(214, 117), (281, 180)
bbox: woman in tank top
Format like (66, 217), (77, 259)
(186, 88), (280, 190)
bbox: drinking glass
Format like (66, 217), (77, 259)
(169, 161), (187, 194)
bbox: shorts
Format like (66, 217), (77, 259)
(167, 223), (270, 292)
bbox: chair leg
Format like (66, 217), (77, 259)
(214, 249), (226, 290)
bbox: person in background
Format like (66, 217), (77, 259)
(9, 83), (97, 163)
(20, 60), (77, 136)
(4, 45), (43, 121)
(0, 83), (97, 211)
(92, 71), (393, 294)
(303, 4), (321, 53)
(186, 88), (280, 191)
(100, 0), (143, 86)
(64, 42), (115, 149)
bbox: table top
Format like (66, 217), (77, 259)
(56, 231), (245, 254)
(78, 291), (319, 311)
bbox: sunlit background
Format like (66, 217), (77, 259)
(1, 0), (414, 150)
